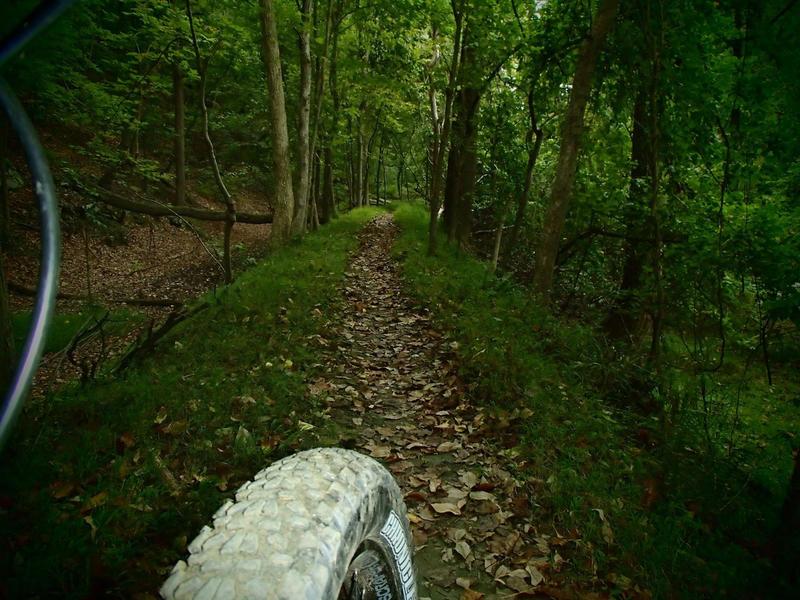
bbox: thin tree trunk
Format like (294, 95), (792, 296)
(292, 0), (314, 235)
(490, 215), (504, 274)
(259, 0), (295, 244)
(322, 146), (335, 221)
(452, 85), (479, 247)
(531, 0), (620, 299)
(376, 135), (384, 203)
(428, 6), (463, 255)
(308, 0), (332, 219)
(507, 86), (543, 255)
(172, 63), (186, 205)
(187, 0), (237, 282)
(311, 150), (321, 230)
(603, 89), (649, 342)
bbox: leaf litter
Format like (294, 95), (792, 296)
(317, 215), (609, 599)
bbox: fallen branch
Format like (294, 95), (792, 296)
(83, 184), (272, 224)
(114, 301), (210, 372)
(8, 281), (183, 307)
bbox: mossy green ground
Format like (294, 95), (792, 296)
(0, 207), (380, 598)
(391, 203), (798, 599)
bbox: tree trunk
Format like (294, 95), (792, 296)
(376, 135), (384, 203)
(429, 7), (463, 255)
(308, 0), (333, 221)
(490, 215), (504, 274)
(292, 0), (314, 235)
(531, 0), (620, 299)
(320, 146), (334, 223)
(603, 89), (649, 342)
(172, 63), (186, 205)
(777, 447), (800, 581)
(507, 86), (543, 256)
(259, 0), (295, 244)
(311, 149), (321, 229)
(452, 86), (479, 247)
(187, 0), (237, 282)
(357, 110), (366, 206)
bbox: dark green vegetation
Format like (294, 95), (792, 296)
(11, 307), (143, 355)
(1, 0), (799, 598)
(394, 203), (800, 598)
(0, 208), (378, 598)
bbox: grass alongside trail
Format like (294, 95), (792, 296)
(391, 203), (793, 599)
(0, 207), (380, 599)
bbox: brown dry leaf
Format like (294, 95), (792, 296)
(475, 500), (500, 515)
(469, 491), (495, 501)
(83, 515), (98, 540)
(526, 564), (545, 586)
(404, 491), (427, 503)
(449, 528), (468, 542)
(413, 528), (428, 546)
(308, 380), (331, 396)
(436, 441), (461, 453)
(459, 471), (478, 488)
(455, 577), (473, 590)
(153, 407), (168, 424)
(445, 486), (470, 500)
(461, 590), (484, 600)
(50, 481), (76, 500)
(162, 420), (189, 435)
(431, 502), (462, 516)
(455, 540), (472, 559)
(504, 576), (533, 593)
(534, 536), (550, 555)
(81, 491), (108, 513)
(368, 445), (391, 458)
(117, 432), (136, 451)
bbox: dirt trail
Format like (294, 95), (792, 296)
(316, 215), (573, 599)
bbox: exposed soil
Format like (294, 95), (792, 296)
(315, 215), (601, 600)
(5, 171), (272, 397)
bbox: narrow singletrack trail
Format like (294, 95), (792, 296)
(314, 215), (577, 599)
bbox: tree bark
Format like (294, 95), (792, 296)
(603, 88), (649, 342)
(86, 183), (270, 223)
(531, 0), (620, 299)
(292, 0), (314, 235)
(507, 86), (543, 255)
(321, 146), (335, 222)
(452, 85), (480, 247)
(259, 0), (295, 244)
(428, 6), (463, 255)
(186, 0), (237, 282)
(172, 63), (186, 205)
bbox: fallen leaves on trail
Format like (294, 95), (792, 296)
(431, 502), (462, 516)
(315, 215), (627, 599)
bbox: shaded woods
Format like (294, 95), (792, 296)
(1, 0), (799, 598)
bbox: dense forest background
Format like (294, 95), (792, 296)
(1, 0), (799, 598)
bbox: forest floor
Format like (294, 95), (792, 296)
(6, 183), (271, 398)
(318, 214), (597, 599)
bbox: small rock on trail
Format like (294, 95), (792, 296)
(315, 214), (577, 599)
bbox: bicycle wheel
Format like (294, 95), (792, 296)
(161, 448), (417, 599)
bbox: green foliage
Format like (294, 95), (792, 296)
(393, 203), (798, 598)
(11, 306), (142, 355)
(0, 208), (380, 598)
